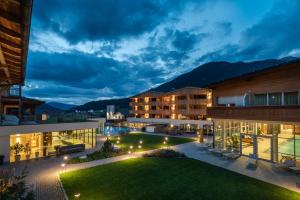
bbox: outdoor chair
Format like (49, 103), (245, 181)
(247, 153), (258, 168)
(273, 156), (295, 171)
(222, 151), (240, 160)
(198, 142), (212, 151)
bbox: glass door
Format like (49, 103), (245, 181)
(257, 136), (272, 161)
(241, 134), (254, 156)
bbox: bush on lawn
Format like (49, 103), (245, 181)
(143, 149), (186, 158)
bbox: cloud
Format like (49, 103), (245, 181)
(197, 1), (300, 63)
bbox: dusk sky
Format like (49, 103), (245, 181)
(23, 0), (300, 105)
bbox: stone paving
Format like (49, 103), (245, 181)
(3, 139), (300, 199)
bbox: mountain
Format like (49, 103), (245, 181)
(36, 103), (63, 115)
(150, 57), (299, 92)
(48, 102), (76, 110)
(74, 98), (130, 115)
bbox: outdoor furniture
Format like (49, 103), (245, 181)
(273, 156), (296, 171)
(223, 151), (240, 160)
(208, 148), (223, 156)
(247, 153), (258, 168)
(198, 143), (212, 151)
(57, 144), (85, 155)
(47, 151), (57, 157)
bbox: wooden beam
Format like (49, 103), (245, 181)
(0, 24), (21, 38)
(0, 45), (6, 65)
(0, 37), (21, 49)
(5, 57), (20, 64)
(1, 46), (21, 58)
(2, 54), (20, 63)
(0, 9), (20, 25)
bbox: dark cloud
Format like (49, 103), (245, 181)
(32, 0), (189, 43)
(215, 21), (232, 36)
(197, 1), (300, 63)
(172, 30), (206, 51)
(26, 51), (167, 100)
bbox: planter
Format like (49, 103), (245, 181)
(35, 151), (40, 159)
(26, 154), (31, 160)
(15, 155), (21, 162)
(0, 155), (5, 165)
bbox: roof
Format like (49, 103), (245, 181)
(0, 0), (33, 86)
(205, 59), (300, 88)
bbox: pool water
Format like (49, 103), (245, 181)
(103, 126), (130, 136)
(278, 139), (300, 156)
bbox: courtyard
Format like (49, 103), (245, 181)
(60, 157), (300, 200)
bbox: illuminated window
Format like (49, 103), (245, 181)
(171, 114), (176, 119)
(171, 95), (176, 101)
(145, 105), (149, 111)
(134, 98), (138, 103)
(145, 97), (150, 103)
(207, 103), (212, 107)
(134, 106), (138, 111)
(207, 92), (212, 100)
(145, 113), (149, 118)
(171, 104), (175, 111)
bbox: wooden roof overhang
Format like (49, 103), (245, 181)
(0, 0), (33, 87)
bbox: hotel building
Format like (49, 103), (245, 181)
(128, 87), (212, 133)
(207, 61), (300, 163)
(0, 0), (105, 163)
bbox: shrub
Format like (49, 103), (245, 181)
(143, 149), (186, 158)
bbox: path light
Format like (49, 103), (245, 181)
(64, 156), (68, 161)
(116, 140), (120, 144)
(163, 141), (167, 145)
(165, 137), (168, 141)
(61, 163), (66, 168)
(117, 137), (121, 140)
(130, 145), (133, 149)
(74, 193), (81, 198)
(138, 145), (142, 149)
(128, 151), (132, 154)
(139, 140), (143, 144)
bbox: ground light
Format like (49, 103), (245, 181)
(165, 137), (168, 141)
(117, 137), (121, 140)
(139, 140), (143, 144)
(74, 193), (81, 198)
(138, 145), (142, 149)
(130, 145), (133, 149)
(128, 150), (132, 154)
(116, 140), (120, 144)
(64, 156), (68, 161)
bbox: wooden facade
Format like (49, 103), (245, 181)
(207, 61), (300, 122)
(0, 0), (32, 87)
(130, 87), (212, 120)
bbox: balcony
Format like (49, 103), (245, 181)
(207, 106), (300, 123)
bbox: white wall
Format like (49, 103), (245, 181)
(0, 135), (10, 162)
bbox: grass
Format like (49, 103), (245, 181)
(60, 158), (300, 200)
(67, 133), (195, 164)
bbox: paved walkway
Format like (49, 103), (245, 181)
(171, 142), (300, 193)
(3, 140), (300, 199)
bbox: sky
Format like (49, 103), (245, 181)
(23, 0), (300, 105)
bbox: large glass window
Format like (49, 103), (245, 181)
(284, 92), (298, 105)
(269, 93), (282, 105)
(254, 94), (267, 106)
(278, 124), (295, 160)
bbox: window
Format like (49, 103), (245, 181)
(254, 94), (267, 106)
(163, 106), (169, 110)
(269, 93), (282, 105)
(284, 92), (298, 105)
(190, 94), (206, 99)
(177, 95), (187, 100)
(177, 105), (186, 110)
(189, 105), (204, 109)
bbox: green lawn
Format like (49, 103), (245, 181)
(60, 158), (300, 200)
(109, 132), (195, 152)
(68, 133), (194, 163)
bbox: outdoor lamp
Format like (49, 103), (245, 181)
(117, 140), (120, 144)
(138, 145), (142, 149)
(165, 137), (168, 141)
(130, 145), (133, 149)
(139, 140), (143, 144)
(128, 151), (132, 154)
(64, 156), (68, 160)
(74, 193), (81, 198)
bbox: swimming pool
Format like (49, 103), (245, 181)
(278, 139), (300, 156)
(103, 126), (130, 136)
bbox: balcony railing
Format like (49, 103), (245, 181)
(207, 105), (300, 122)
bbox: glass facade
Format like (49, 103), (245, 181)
(214, 120), (300, 162)
(10, 128), (96, 162)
